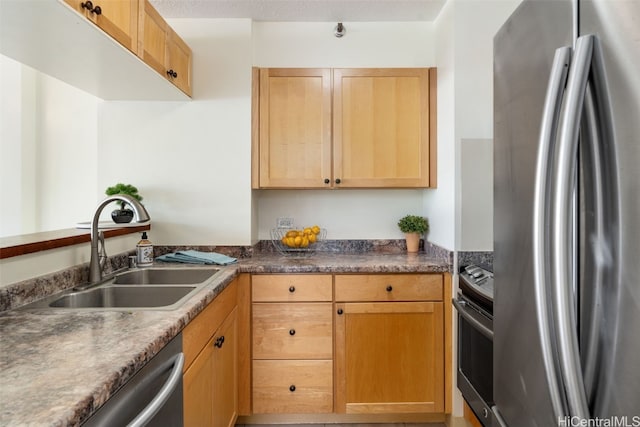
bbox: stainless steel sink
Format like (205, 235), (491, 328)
(49, 286), (196, 308)
(19, 267), (224, 311)
(113, 268), (218, 285)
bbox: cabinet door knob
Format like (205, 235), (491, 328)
(335, 178), (342, 184)
(289, 385), (296, 392)
(289, 329), (296, 336)
(289, 286), (295, 293)
(337, 308), (343, 315)
(324, 178), (330, 184)
(386, 285), (393, 292)
(214, 336), (225, 348)
(166, 69), (178, 78)
(80, 1), (93, 11)
(93, 5), (101, 15)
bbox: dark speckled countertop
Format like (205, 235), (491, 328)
(0, 252), (449, 426)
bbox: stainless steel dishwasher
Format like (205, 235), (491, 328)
(83, 334), (184, 427)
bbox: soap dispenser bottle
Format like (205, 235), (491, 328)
(136, 232), (154, 267)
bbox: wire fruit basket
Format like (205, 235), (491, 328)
(270, 226), (327, 256)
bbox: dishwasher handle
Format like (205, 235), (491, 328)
(127, 352), (185, 427)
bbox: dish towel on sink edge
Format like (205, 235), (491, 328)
(156, 250), (237, 265)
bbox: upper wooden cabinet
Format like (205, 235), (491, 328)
(138, 0), (193, 96)
(64, 0), (138, 52)
(253, 67), (437, 189)
(257, 68), (333, 188)
(0, 0), (191, 100)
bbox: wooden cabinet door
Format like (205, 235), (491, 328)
(212, 308), (238, 427)
(334, 301), (444, 414)
(166, 27), (192, 96)
(184, 307), (238, 427)
(183, 335), (214, 427)
(138, 0), (168, 75)
(64, 0), (138, 52)
(333, 68), (431, 188)
(258, 68), (333, 188)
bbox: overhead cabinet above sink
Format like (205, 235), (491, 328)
(252, 67), (437, 189)
(0, 0), (192, 100)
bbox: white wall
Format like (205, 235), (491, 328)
(453, 0), (521, 252)
(253, 21), (437, 241)
(0, 54), (98, 237)
(98, 19), (254, 246)
(427, 0), (520, 252)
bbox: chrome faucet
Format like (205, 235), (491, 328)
(89, 194), (150, 284)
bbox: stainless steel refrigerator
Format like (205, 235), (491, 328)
(493, 0), (640, 426)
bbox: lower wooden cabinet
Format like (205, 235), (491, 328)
(239, 272), (451, 423)
(183, 280), (238, 427)
(334, 274), (446, 415)
(251, 274), (334, 415)
(334, 301), (444, 414)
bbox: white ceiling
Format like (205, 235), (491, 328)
(149, 0), (447, 22)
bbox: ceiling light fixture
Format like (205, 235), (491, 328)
(334, 22), (346, 38)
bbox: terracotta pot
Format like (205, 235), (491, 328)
(404, 232), (421, 253)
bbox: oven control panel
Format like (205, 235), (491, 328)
(459, 265), (494, 310)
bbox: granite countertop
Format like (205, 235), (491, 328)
(0, 252), (449, 426)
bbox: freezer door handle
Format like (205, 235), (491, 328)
(532, 45), (572, 421)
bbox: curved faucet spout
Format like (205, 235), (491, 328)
(89, 195), (151, 284)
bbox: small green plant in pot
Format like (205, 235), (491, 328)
(398, 214), (429, 253)
(105, 183), (143, 224)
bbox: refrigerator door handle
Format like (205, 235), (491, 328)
(576, 35), (619, 410)
(533, 45), (572, 421)
(552, 34), (596, 418)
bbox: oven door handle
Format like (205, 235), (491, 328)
(452, 298), (493, 340)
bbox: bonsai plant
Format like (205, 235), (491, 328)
(397, 214), (429, 253)
(105, 183), (143, 223)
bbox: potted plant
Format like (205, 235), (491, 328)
(397, 214), (429, 253)
(105, 183), (143, 223)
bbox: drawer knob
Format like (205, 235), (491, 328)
(289, 286), (295, 293)
(289, 385), (296, 392)
(324, 178), (330, 184)
(337, 308), (343, 315)
(386, 285), (393, 292)
(289, 329), (296, 336)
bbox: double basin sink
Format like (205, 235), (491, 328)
(22, 268), (222, 311)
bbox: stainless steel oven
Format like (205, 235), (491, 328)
(454, 265), (494, 426)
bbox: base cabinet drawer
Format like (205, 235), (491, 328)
(252, 303), (333, 359)
(252, 360), (333, 414)
(335, 274), (443, 302)
(252, 274), (332, 302)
